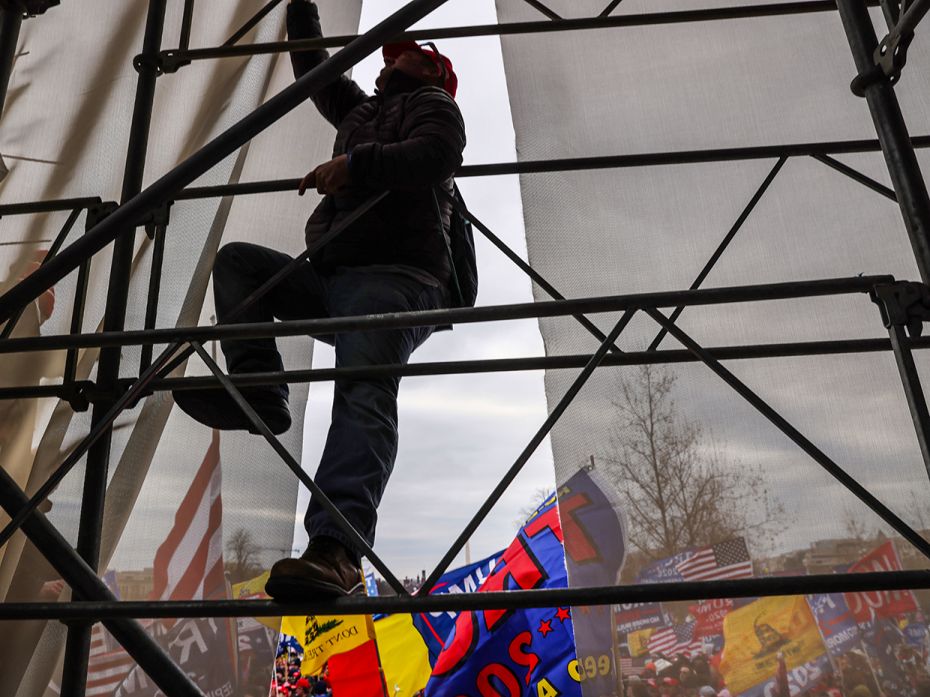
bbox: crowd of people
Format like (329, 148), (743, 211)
(625, 654), (726, 697)
(622, 644), (930, 697)
(263, 656), (332, 697)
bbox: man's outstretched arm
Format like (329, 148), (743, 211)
(287, 0), (368, 128)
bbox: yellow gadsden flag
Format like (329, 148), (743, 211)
(627, 628), (656, 658)
(720, 595), (827, 696)
(282, 613), (373, 676)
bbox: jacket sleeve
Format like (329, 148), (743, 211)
(287, 0), (367, 128)
(348, 88), (466, 190)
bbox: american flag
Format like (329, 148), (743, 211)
(85, 433), (226, 696)
(86, 632), (136, 697)
(618, 656), (642, 677)
(674, 538), (753, 582)
(646, 623), (702, 658)
(149, 431), (226, 605)
(86, 573), (135, 697)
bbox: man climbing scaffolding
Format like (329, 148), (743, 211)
(172, 0), (467, 598)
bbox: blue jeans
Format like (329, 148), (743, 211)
(213, 242), (444, 558)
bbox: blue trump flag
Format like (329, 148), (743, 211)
(559, 465), (628, 697)
(807, 593), (860, 658)
(426, 495), (582, 697)
(365, 572), (379, 597)
(413, 551), (503, 664)
(637, 550), (695, 584)
(278, 635), (304, 657)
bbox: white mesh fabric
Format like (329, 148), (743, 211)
(496, 0), (930, 689)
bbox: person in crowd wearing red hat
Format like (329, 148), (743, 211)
(172, 0), (466, 600)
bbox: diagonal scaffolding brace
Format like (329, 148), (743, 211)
(645, 307), (930, 561)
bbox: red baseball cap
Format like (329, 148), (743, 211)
(382, 41), (458, 98)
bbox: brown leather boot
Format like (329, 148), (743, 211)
(265, 537), (364, 600)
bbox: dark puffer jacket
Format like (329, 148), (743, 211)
(288, 1), (466, 284)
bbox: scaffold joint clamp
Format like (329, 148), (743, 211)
(871, 281), (930, 336)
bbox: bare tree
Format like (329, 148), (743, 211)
(515, 486), (555, 529)
(841, 504), (877, 543)
(601, 364), (783, 561)
(905, 490), (930, 534)
(225, 527), (261, 583)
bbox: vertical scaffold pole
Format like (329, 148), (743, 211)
(0, 7), (22, 121)
(836, 0), (930, 283)
(59, 1), (168, 694)
(836, 0), (930, 487)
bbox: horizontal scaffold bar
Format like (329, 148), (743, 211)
(3, 335), (928, 402)
(0, 276), (893, 355)
(1, 569), (927, 621)
(7, 137), (928, 214)
(0, 197), (102, 216)
(162, 0), (882, 64)
(152, 335), (930, 388)
(175, 135), (930, 201)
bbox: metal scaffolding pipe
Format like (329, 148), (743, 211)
(160, 0), (881, 64)
(0, 0), (457, 323)
(0, 569), (927, 621)
(646, 307), (930, 561)
(169, 135), (930, 200)
(4, 136), (928, 212)
(5, 335), (930, 402)
(0, 8), (23, 121)
(61, 0), (168, 692)
(0, 197), (102, 216)
(894, 0), (929, 38)
(0, 276), (894, 355)
(836, 0), (930, 283)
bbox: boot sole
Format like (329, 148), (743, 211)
(173, 390), (291, 435)
(265, 574), (365, 601)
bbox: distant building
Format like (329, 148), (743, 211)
(803, 538), (873, 575)
(116, 568), (153, 600)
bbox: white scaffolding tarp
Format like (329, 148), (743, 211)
(496, 0), (930, 690)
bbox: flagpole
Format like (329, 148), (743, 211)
(859, 635), (885, 697)
(611, 607), (623, 695)
(804, 594), (849, 696)
(366, 615), (390, 697)
(861, 607), (887, 697)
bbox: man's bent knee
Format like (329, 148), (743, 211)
(215, 241), (258, 273)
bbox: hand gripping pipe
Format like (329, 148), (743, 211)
(0, 0), (454, 323)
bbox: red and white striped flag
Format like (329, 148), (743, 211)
(618, 656), (641, 677)
(86, 634), (136, 697)
(646, 623), (701, 658)
(674, 538), (753, 582)
(86, 572), (134, 697)
(150, 431), (226, 604)
(85, 433), (226, 696)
